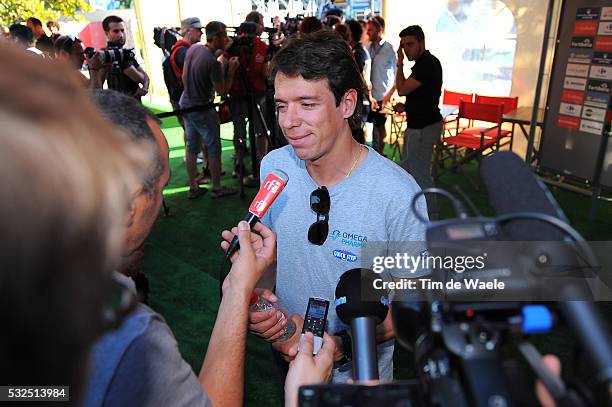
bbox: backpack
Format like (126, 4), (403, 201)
(162, 41), (189, 102)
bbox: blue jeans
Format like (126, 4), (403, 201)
(183, 109), (221, 157)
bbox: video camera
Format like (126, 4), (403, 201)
(226, 22), (258, 58)
(280, 14), (303, 37)
(298, 152), (612, 406)
(153, 26), (180, 55)
(84, 46), (135, 64)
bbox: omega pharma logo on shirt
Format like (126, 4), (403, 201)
(329, 229), (368, 248)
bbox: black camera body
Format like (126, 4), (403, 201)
(280, 15), (303, 36)
(226, 35), (254, 58)
(84, 47), (135, 64)
(297, 168), (609, 407)
(153, 26), (180, 54)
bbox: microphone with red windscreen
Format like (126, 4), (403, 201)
(224, 169), (288, 260)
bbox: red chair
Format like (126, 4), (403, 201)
(433, 100), (507, 187)
(474, 94), (518, 113)
(442, 90), (474, 137)
(443, 89), (474, 105)
(474, 94), (519, 148)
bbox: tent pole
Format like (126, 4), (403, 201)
(526, 0), (555, 165)
(133, 0), (153, 97)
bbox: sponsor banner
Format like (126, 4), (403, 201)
(557, 115), (580, 129)
(576, 7), (600, 20)
(593, 51), (612, 65)
(582, 106), (606, 121)
(574, 21), (597, 35)
(595, 36), (612, 51)
(561, 89), (584, 104)
(580, 119), (604, 135)
(571, 36), (595, 48)
(603, 7), (612, 20)
(590, 64), (612, 80)
(598, 21), (612, 36)
(584, 91), (610, 108)
(566, 63), (589, 77)
(568, 49), (593, 63)
(559, 102), (582, 117)
(564, 76), (587, 90)
(587, 79), (612, 93)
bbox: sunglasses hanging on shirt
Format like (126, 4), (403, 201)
(308, 186), (330, 245)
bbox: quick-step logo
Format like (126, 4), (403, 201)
(332, 249), (358, 262)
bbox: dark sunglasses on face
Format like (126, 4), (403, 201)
(308, 186), (330, 245)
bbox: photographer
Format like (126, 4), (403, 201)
(228, 12), (269, 184)
(90, 15), (150, 101)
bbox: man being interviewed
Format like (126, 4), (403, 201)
(222, 30), (428, 389)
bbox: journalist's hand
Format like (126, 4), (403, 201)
(221, 222), (276, 267)
(284, 332), (335, 407)
(331, 336), (346, 362)
(248, 289), (291, 341)
(271, 314), (304, 362)
(222, 221), (276, 295)
(536, 354), (561, 407)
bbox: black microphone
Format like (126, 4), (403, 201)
(335, 268), (389, 381)
(224, 169), (288, 260)
(480, 151), (569, 241)
(481, 152), (612, 393)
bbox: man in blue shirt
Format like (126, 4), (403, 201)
(367, 17), (396, 154)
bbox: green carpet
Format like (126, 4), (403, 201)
(143, 104), (612, 405)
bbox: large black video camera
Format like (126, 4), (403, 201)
(298, 152), (612, 407)
(226, 22), (258, 58)
(153, 26), (180, 55)
(280, 15), (303, 37)
(84, 46), (135, 64)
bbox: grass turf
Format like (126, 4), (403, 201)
(144, 104), (612, 405)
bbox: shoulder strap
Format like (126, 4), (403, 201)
(169, 42), (189, 81)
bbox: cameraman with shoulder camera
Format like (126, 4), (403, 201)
(167, 17), (203, 116)
(90, 15), (150, 101)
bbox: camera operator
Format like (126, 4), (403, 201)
(167, 17), (203, 118)
(228, 12), (270, 184)
(90, 15), (150, 101)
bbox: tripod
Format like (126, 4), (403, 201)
(232, 46), (274, 198)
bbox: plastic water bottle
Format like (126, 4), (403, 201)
(249, 292), (296, 342)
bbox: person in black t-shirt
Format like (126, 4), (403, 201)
(90, 15), (149, 102)
(26, 17), (54, 56)
(395, 25), (443, 219)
